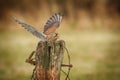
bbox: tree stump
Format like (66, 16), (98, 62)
(33, 40), (65, 80)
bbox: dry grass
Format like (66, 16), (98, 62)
(0, 30), (120, 80)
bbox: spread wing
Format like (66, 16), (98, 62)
(43, 13), (63, 35)
(13, 17), (46, 41)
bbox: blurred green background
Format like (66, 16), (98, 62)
(0, 0), (120, 80)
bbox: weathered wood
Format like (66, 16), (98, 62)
(32, 40), (65, 80)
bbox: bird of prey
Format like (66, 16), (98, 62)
(14, 13), (63, 41)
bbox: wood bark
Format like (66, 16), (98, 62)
(34, 40), (65, 80)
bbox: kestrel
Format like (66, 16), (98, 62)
(14, 13), (63, 41)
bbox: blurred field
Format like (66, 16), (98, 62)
(0, 0), (120, 80)
(0, 30), (120, 80)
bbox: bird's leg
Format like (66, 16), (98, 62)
(26, 51), (36, 65)
(47, 33), (59, 41)
(46, 35), (51, 41)
(53, 33), (59, 41)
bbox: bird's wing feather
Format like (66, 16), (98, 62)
(13, 17), (46, 41)
(44, 13), (63, 33)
